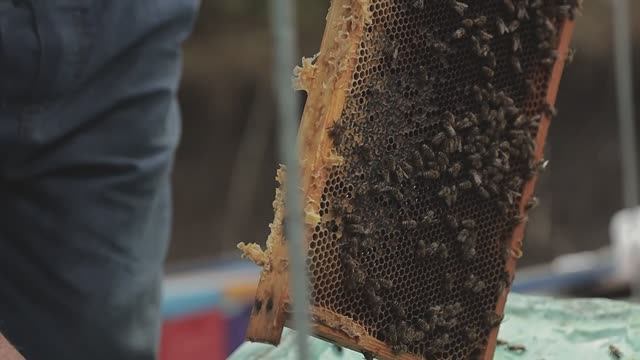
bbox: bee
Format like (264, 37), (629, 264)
(500, 271), (513, 288)
(513, 113), (529, 127)
(541, 56), (555, 67)
(507, 344), (526, 353)
(486, 51), (497, 68)
(470, 36), (483, 57)
(462, 243), (477, 260)
(503, 0), (515, 13)
(347, 266), (367, 289)
(459, 180), (473, 190)
(377, 164), (393, 185)
(344, 235), (360, 257)
(391, 301), (407, 319)
(542, 18), (558, 33)
(432, 40), (450, 54)
(478, 134), (491, 145)
(416, 240), (428, 258)
(432, 132), (447, 146)
(516, 2), (529, 20)
(564, 48), (576, 65)
(512, 33), (522, 52)
(346, 223), (370, 236)
(397, 160), (413, 179)
(449, 0), (468, 16)
(365, 287), (383, 316)
(530, 0), (543, 8)
(343, 211), (361, 224)
(354, 144), (373, 162)
(465, 274), (486, 293)
(463, 143), (477, 154)
(423, 169), (441, 180)
(462, 219), (476, 229)
(497, 17), (509, 35)
(402, 219), (418, 229)
(485, 311), (504, 328)
(422, 210), (439, 225)
(464, 328), (480, 342)
(538, 40), (552, 51)
(452, 28), (466, 40)
(472, 85), (483, 102)
(328, 121), (347, 147)
(509, 213), (528, 228)
(457, 228), (472, 243)
(555, 4), (572, 19)
(474, 16), (487, 26)
(443, 121), (457, 137)
(404, 326), (425, 343)
(504, 190), (520, 206)
(378, 278), (393, 290)
(416, 318), (432, 333)
(478, 186), (490, 199)
(498, 141), (511, 152)
(470, 169), (483, 186)
(482, 66), (495, 79)
(442, 273), (455, 292)
(509, 20), (520, 33)
(486, 180), (500, 195)
(527, 159), (543, 178)
(512, 56), (523, 73)
(373, 184), (405, 202)
(391, 344), (408, 355)
(438, 185), (458, 207)
(422, 144), (436, 160)
(436, 151), (450, 170)
(412, 0), (424, 9)
(525, 78), (536, 95)
(449, 162), (463, 177)
(609, 345), (623, 359)
(384, 324), (398, 344)
(543, 102), (558, 117)
(423, 241), (440, 257)
(570, 1), (584, 19)
(479, 30), (493, 42)
(526, 196), (539, 210)
(446, 214), (459, 230)
(443, 138), (459, 154)
(412, 150), (425, 169)
(456, 117), (474, 130)
(468, 153), (483, 169)
(462, 18), (474, 28)
(432, 333), (452, 351)
(438, 243), (449, 259)
(446, 302), (464, 316)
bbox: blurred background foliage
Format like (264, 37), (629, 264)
(168, 0), (640, 267)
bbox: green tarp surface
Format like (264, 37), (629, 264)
(229, 294), (640, 359)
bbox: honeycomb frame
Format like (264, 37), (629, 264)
(242, 1), (577, 359)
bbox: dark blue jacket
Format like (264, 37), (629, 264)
(0, 1), (199, 359)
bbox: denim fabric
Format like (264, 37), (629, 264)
(0, 1), (199, 359)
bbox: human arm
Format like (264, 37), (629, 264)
(0, 335), (24, 360)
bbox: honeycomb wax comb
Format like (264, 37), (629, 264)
(238, 0), (580, 358)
